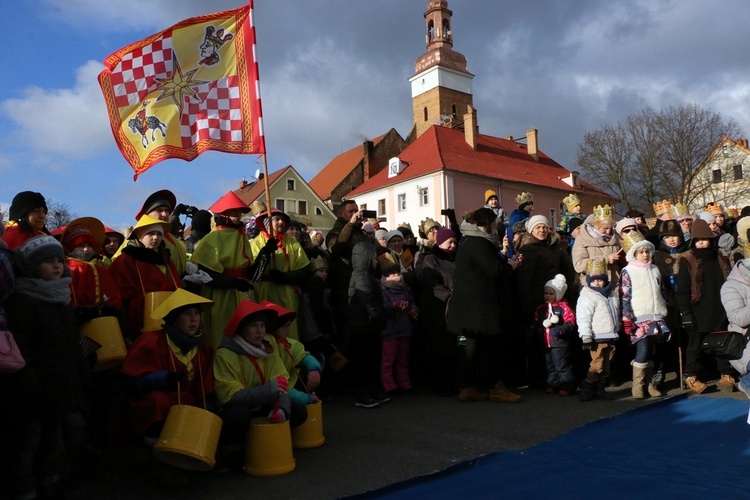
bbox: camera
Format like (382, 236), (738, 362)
(184, 205), (198, 216)
(361, 210), (377, 219)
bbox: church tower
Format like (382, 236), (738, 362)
(409, 0), (475, 138)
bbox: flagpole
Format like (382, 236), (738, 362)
(260, 153), (274, 238)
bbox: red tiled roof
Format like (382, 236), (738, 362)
(308, 132), (390, 199)
(233, 166), (290, 205)
(347, 125), (614, 199)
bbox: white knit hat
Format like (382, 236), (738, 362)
(525, 215), (550, 233)
(698, 211), (715, 224)
(615, 218), (637, 236)
(544, 274), (568, 302)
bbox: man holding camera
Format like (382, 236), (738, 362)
(129, 189), (188, 275)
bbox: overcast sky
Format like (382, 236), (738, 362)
(2, 0), (750, 231)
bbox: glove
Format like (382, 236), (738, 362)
(233, 277), (253, 292)
(276, 375), (289, 392)
(393, 300), (409, 310)
(268, 269), (286, 284)
(172, 203), (187, 216)
(681, 315), (697, 333)
(165, 371), (184, 391)
(186, 261), (199, 275)
(259, 238), (279, 257)
(581, 337), (596, 351)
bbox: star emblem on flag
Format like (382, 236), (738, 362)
(155, 54), (209, 115)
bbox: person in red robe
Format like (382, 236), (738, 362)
(108, 215), (181, 341)
(1, 191), (49, 250)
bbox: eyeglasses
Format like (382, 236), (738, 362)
(621, 227), (636, 234)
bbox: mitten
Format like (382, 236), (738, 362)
(581, 337), (596, 351)
(276, 375), (289, 392)
(260, 238), (279, 256)
(268, 409), (287, 424)
(233, 277), (253, 292)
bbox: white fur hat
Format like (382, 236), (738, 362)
(615, 218), (637, 237)
(525, 215), (550, 233)
(626, 239), (655, 262)
(544, 274), (568, 302)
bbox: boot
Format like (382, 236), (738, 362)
(685, 375), (707, 394)
(489, 381), (522, 403)
(595, 379), (613, 400)
(458, 386), (488, 402)
(631, 361), (648, 399)
(717, 374), (736, 393)
(646, 362), (663, 397)
(579, 380), (596, 402)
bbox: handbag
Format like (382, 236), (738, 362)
(0, 329), (26, 374)
(700, 331), (747, 360)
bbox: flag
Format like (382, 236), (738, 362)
(98, 2), (264, 180)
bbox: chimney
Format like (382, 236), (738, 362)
(526, 128), (539, 161)
(363, 140), (375, 181)
(464, 105), (478, 150)
(239, 178), (248, 188)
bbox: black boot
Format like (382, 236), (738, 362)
(595, 379), (613, 400)
(579, 380), (596, 402)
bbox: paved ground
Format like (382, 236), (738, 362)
(70, 376), (746, 499)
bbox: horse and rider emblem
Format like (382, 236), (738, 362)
(128, 101), (167, 149)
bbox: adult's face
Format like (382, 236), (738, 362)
(438, 237), (457, 252)
(595, 221), (613, 235)
(27, 207), (47, 231)
(679, 218), (693, 230)
(286, 225), (301, 241)
(387, 236), (404, 252)
(339, 202), (358, 221)
(271, 216), (286, 235)
(531, 223), (549, 241)
(426, 226), (439, 241)
(715, 214), (725, 226)
(147, 205), (171, 222)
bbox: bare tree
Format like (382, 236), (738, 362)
(45, 200), (77, 230)
(577, 104), (742, 216)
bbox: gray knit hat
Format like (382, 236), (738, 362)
(19, 235), (65, 266)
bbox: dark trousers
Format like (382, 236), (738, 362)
(685, 331), (732, 377)
(458, 336), (503, 390)
(544, 347), (574, 390)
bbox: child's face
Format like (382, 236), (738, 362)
(662, 235), (680, 248)
(313, 268), (328, 281)
(384, 270), (402, 281)
(589, 278), (606, 288)
(273, 322), (292, 340)
(543, 287), (557, 303)
(715, 214), (725, 226)
(175, 307), (202, 337)
(72, 243), (95, 254)
(103, 236), (120, 257)
(38, 257), (64, 280)
(140, 230), (163, 249)
(635, 247), (651, 263)
(239, 320), (267, 347)
(694, 238), (710, 249)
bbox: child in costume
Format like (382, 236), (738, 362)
(576, 258), (620, 401)
(532, 274), (576, 395)
(261, 301), (322, 405)
(213, 300), (307, 444)
(620, 230), (670, 399)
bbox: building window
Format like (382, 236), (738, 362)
(315, 207), (323, 216)
(286, 200), (297, 213)
(298, 200), (307, 215)
(397, 193), (406, 211)
(275, 199), (285, 212)
(419, 187), (429, 206)
(712, 169), (723, 184)
(549, 208), (556, 228)
(378, 199), (386, 216)
(734, 164), (743, 181)
(423, 107), (428, 122)
(286, 179), (295, 190)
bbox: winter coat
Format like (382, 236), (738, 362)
(516, 231), (578, 317)
(720, 261), (750, 374)
(676, 247), (730, 333)
(532, 300), (576, 348)
(326, 217), (369, 304)
(621, 263), (668, 323)
(446, 222), (513, 337)
(348, 242), (385, 330)
(380, 281), (416, 339)
(571, 224), (622, 288)
(267, 334), (321, 405)
(576, 286), (620, 342)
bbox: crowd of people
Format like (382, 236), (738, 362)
(2, 186), (750, 497)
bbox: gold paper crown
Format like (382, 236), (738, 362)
(585, 258), (608, 277)
(562, 193), (580, 212)
(250, 200), (267, 216)
(310, 256), (328, 271)
(515, 192), (534, 206)
(652, 199), (673, 217)
(706, 202), (725, 216)
(593, 204), (614, 223)
(726, 207), (740, 219)
(621, 230), (646, 254)
(743, 244), (750, 260)
(667, 203), (688, 220)
(420, 217), (440, 235)
(377, 252), (399, 273)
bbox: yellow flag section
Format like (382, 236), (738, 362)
(98, 2), (265, 179)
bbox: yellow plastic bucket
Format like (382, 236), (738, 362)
(244, 417), (296, 476)
(153, 405), (223, 471)
(291, 402), (325, 449)
(141, 291), (172, 333)
(79, 316), (127, 372)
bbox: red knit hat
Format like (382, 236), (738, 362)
(61, 217), (105, 253)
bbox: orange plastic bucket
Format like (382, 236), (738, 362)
(153, 405), (223, 471)
(291, 401), (325, 449)
(79, 316), (127, 371)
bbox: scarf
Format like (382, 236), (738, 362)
(586, 224), (612, 243)
(459, 220), (500, 247)
(590, 282), (613, 297)
(628, 259), (651, 269)
(14, 276), (72, 305)
(164, 321), (203, 354)
(233, 335), (272, 358)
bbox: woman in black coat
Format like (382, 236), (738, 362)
(446, 208), (522, 403)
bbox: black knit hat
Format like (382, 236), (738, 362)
(568, 217), (584, 233)
(9, 191), (46, 221)
(625, 209), (644, 219)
